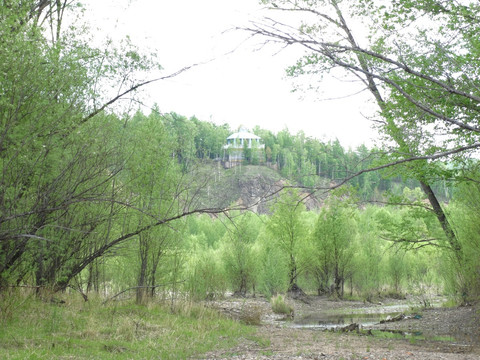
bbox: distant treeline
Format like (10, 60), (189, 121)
(144, 110), (452, 202)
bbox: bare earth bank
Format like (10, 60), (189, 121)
(200, 295), (480, 360)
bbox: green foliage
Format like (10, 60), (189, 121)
(0, 293), (253, 359)
(254, 0), (478, 294)
(0, 1), (164, 291)
(270, 294), (294, 315)
(220, 212), (259, 296)
(267, 188), (308, 291)
(186, 214), (228, 249)
(265, 0), (480, 163)
(311, 186), (358, 298)
(375, 193), (448, 252)
(178, 185), (449, 302)
(184, 250), (226, 301)
(352, 206), (384, 300)
(191, 116), (231, 160)
(0, 0), (469, 309)
(447, 174), (480, 301)
(255, 231), (289, 298)
(385, 250), (407, 296)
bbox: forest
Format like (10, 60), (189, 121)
(1, 1), (480, 359)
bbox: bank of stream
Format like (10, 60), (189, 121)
(289, 295), (477, 344)
(206, 294), (480, 359)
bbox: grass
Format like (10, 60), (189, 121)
(270, 294), (294, 316)
(0, 292), (256, 359)
(442, 298), (459, 308)
(239, 303), (263, 325)
(361, 329), (455, 344)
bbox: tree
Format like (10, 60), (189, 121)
(267, 188), (308, 292)
(221, 212), (259, 296)
(312, 186), (357, 298)
(351, 205), (383, 299)
(386, 249), (407, 296)
(191, 117), (231, 160)
(245, 0), (477, 262)
(0, 1), (162, 290)
(448, 166), (480, 300)
(0, 2), (229, 293)
(253, 0), (480, 156)
(123, 111), (185, 304)
(376, 188), (450, 251)
(255, 230), (289, 297)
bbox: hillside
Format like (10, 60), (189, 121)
(197, 163), (323, 214)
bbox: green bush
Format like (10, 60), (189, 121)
(256, 240), (288, 298)
(184, 251), (226, 301)
(239, 304), (263, 325)
(270, 295), (293, 315)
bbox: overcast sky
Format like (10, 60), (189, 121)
(84, 0), (378, 149)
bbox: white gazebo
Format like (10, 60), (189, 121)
(223, 128), (265, 162)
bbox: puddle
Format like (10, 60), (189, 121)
(291, 311), (402, 330)
(290, 298), (446, 331)
(288, 299), (469, 344)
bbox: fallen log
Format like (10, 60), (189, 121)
(380, 314), (405, 323)
(339, 323), (359, 332)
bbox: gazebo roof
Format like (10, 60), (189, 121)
(227, 129), (261, 140)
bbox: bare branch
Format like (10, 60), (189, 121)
(102, 281), (185, 304)
(240, 19), (480, 134)
(302, 142), (480, 197)
(80, 60), (213, 125)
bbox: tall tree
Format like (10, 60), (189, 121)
(0, 1), (223, 292)
(245, 0), (479, 261)
(124, 111), (183, 304)
(312, 186), (357, 298)
(267, 188), (307, 292)
(221, 212), (259, 296)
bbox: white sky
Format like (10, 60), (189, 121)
(83, 0), (379, 149)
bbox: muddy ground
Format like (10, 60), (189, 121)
(201, 295), (480, 360)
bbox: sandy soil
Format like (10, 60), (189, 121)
(200, 295), (480, 360)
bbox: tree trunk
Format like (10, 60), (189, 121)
(288, 255), (297, 291)
(334, 2), (464, 261)
(136, 261), (147, 305)
(420, 181), (462, 257)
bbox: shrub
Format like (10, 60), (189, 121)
(239, 304), (262, 325)
(270, 295), (293, 316)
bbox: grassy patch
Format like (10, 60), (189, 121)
(432, 335), (456, 342)
(270, 294), (294, 316)
(442, 298), (459, 308)
(362, 329), (455, 344)
(239, 304), (263, 325)
(248, 335), (271, 348)
(0, 293), (255, 359)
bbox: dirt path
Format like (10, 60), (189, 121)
(201, 296), (480, 360)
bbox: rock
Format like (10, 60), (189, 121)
(379, 313), (405, 323)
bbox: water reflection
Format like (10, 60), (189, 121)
(292, 312), (403, 330)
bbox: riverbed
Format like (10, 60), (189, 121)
(205, 294), (480, 359)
